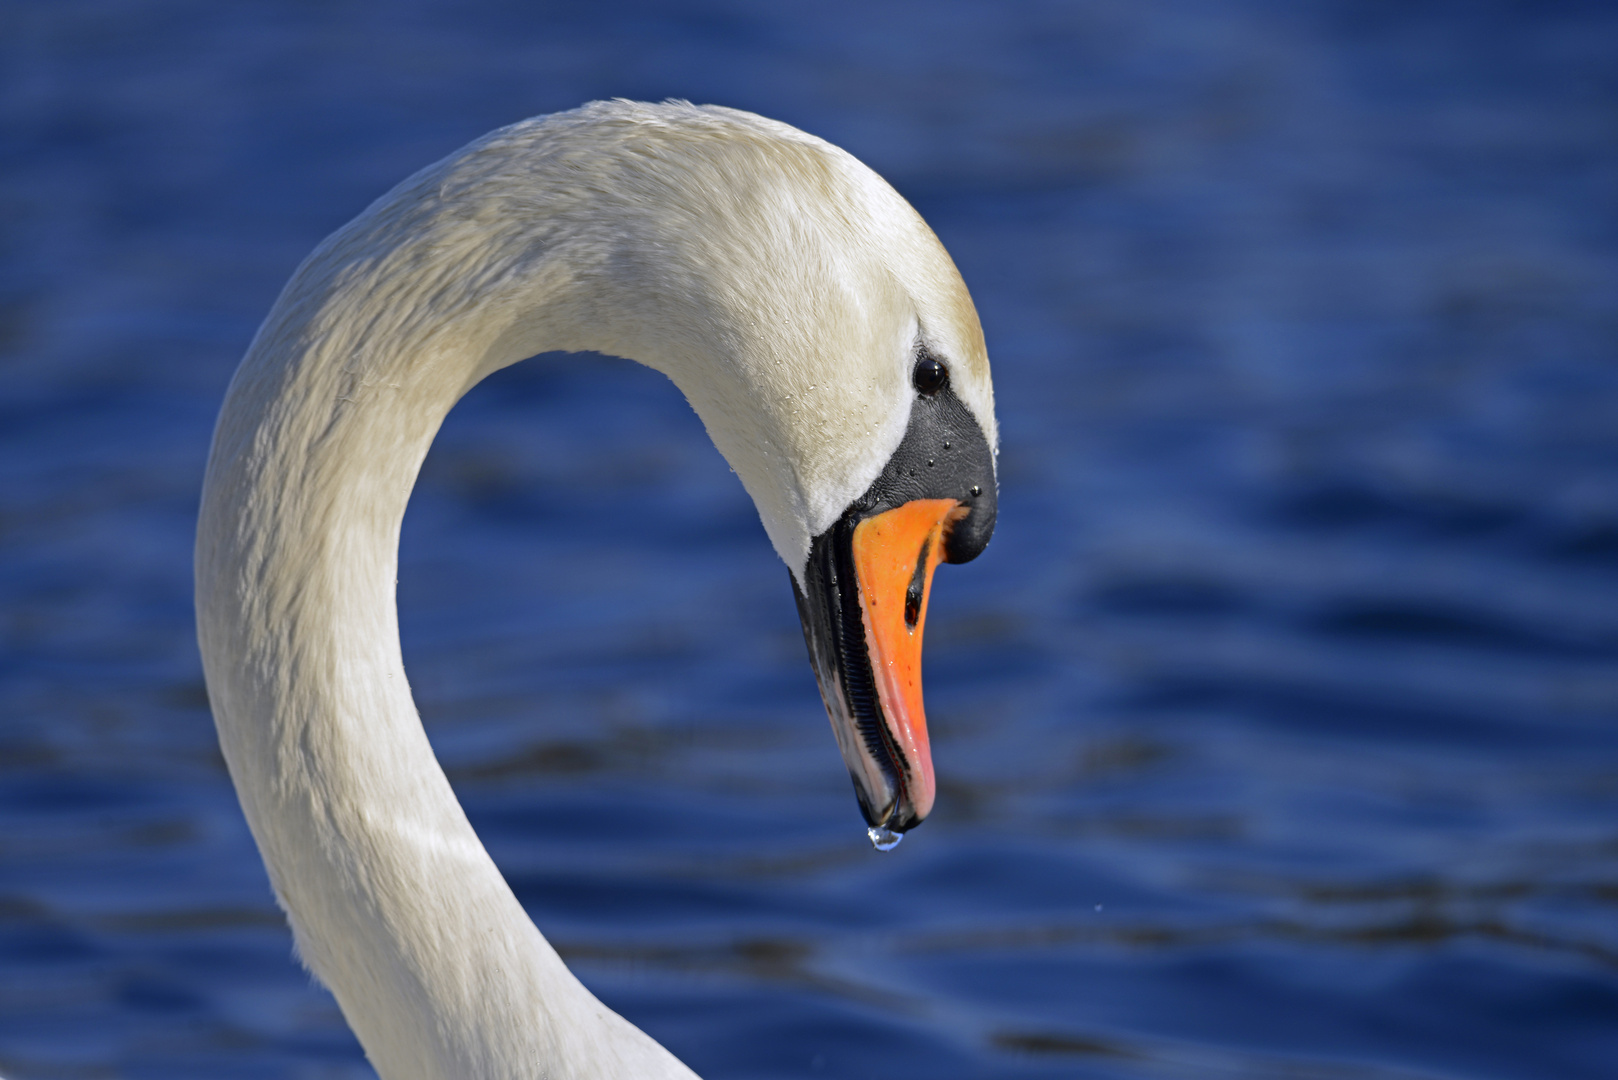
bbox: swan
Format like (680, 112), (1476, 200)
(195, 100), (998, 1080)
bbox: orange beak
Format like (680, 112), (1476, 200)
(793, 497), (970, 848)
(847, 498), (965, 827)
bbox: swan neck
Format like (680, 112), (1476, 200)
(195, 187), (695, 1080)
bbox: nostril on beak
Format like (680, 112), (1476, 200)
(904, 536), (930, 629)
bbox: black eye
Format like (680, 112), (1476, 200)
(913, 355), (948, 396)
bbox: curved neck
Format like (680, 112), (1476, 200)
(195, 164), (697, 1079)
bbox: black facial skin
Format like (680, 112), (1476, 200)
(847, 351), (997, 563)
(792, 350), (997, 831)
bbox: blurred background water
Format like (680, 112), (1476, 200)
(2, 1), (1617, 1077)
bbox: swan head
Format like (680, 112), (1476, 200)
(500, 102), (999, 838)
(790, 346), (997, 838)
(437, 102), (999, 838)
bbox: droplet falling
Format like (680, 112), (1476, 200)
(867, 825), (903, 851)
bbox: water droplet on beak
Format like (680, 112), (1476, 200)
(867, 825), (903, 851)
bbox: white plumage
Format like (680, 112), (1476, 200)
(196, 100), (994, 1080)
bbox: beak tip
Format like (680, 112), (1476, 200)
(852, 768), (935, 835)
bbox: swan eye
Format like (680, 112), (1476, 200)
(912, 355), (948, 396)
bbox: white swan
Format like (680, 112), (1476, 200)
(195, 100), (998, 1080)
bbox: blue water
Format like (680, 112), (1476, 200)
(3, 2), (1617, 1078)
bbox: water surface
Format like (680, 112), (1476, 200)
(2, 2), (1616, 1078)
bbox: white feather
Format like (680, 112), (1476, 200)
(195, 99), (994, 1080)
